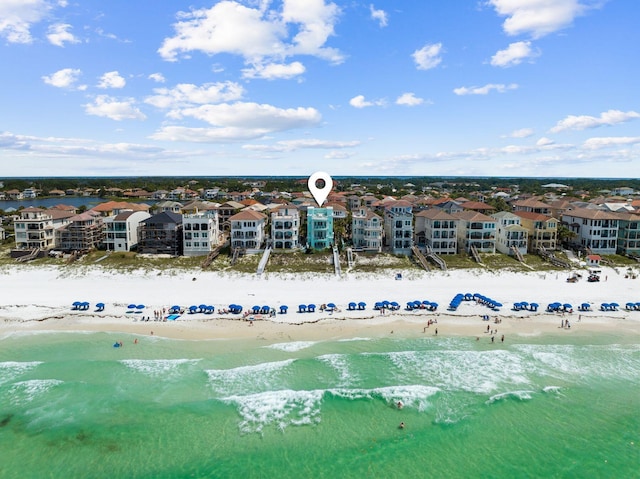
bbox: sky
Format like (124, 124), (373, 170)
(0, 0), (639, 178)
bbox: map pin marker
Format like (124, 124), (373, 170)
(307, 171), (333, 207)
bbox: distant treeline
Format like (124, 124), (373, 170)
(2, 176), (639, 198)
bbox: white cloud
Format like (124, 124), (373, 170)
(491, 41), (538, 67)
(582, 136), (640, 150)
(242, 61), (306, 80)
(349, 95), (385, 108)
(42, 68), (82, 89)
(46, 23), (79, 47)
(98, 71), (126, 89)
(84, 95), (146, 121)
(550, 109), (640, 133)
(158, 0), (343, 66)
(243, 138), (360, 152)
(148, 73), (166, 83)
(396, 92), (424, 106)
(370, 4), (388, 27)
(488, 0), (590, 39)
(507, 128), (535, 138)
(412, 43), (443, 70)
(0, 0), (54, 43)
(453, 83), (518, 95)
(536, 137), (555, 146)
(145, 82), (245, 109)
(151, 101), (321, 142)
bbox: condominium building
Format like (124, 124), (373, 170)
(138, 211), (183, 255)
(13, 207), (55, 250)
(56, 211), (105, 252)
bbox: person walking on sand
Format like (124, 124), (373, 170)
(501, 335), (504, 343)
(434, 328), (438, 336)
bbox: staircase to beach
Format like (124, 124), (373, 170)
(411, 246), (431, 271)
(469, 245), (483, 264)
(256, 244), (272, 276)
(332, 244), (342, 277)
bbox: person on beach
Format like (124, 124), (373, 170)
(434, 328), (438, 336)
(491, 336), (494, 343)
(501, 335), (504, 343)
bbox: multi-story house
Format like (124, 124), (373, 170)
(271, 205), (300, 250)
(138, 211), (183, 255)
(615, 212), (640, 256)
(151, 201), (183, 215)
(562, 208), (619, 254)
(512, 198), (552, 215)
(13, 207), (55, 250)
(230, 210), (267, 251)
(216, 201), (245, 231)
(56, 211), (104, 252)
(182, 210), (221, 256)
(384, 200), (413, 255)
(306, 207), (334, 250)
(351, 207), (383, 252)
(414, 209), (457, 255)
(491, 211), (528, 257)
(514, 211), (558, 252)
(452, 211), (496, 253)
(103, 210), (151, 252)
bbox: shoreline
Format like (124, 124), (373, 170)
(2, 264), (639, 342)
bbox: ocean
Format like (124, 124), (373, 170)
(1, 331), (638, 479)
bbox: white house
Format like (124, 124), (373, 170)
(230, 210), (267, 251)
(562, 207), (619, 254)
(271, 205), (300, 250)
(384, 200), (413, 255)
(351, 207), (383, 252)
(182, 210), (221, 256)
(103, 210), (151, 252)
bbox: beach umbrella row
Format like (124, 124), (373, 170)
(188, 305), (215, 314)
(405, 300), (438, 311)
(546, 302), (572, 312)
(228, 304), (243, 314)
(578, 303), (591, 311)
(71, 301), (90, 311)
(373, 300), (400, 311)
(298, 304), (316, 313)
(347, 302), (367, 311)
(600, 303), (619, 311)
(625, 302), (640, 311)
(512, 302), (539, 312)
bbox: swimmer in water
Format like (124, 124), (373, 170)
(399, 422), (405, 429)
(397, 401), (403, 409)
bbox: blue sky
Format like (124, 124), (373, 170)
(0, 0), (638, 178)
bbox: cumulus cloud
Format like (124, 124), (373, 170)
(396, 92), (424, 106)
(242, 61), (305, 80)
(370, 4), (388, 27)
(506, 127), (535, 138)
(582, 136), (640, 150)
(148, 73), (166, 83)
(84, 95), (146, 121)
(158, 0), (343, 67)
(42, 68), (83, 89)
(537, 137), (555, 146)
(453, 83), (518, 95)
(0, 0), (54, 43)
(349, 95), (385, 108)
(550, 109), (640, 133)
(412, 43), (443, 70)
(145, 82), (245, 109)
(487, 0), (591, 38)
(46, 23), (80, 47)
(98, 71), (126, 89)
(491, 41), (538, 67)
(151, 102), (322, 142)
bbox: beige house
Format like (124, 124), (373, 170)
(452, 211), (496, 253)
(230, 210), (267, 251)
(514, 211), (558, 252)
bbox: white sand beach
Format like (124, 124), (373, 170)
(1, 264), (639, 341)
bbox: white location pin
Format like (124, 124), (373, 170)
(307, 171), (333, 207)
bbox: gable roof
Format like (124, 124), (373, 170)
(142, 211), (183, 225)
(230, 210), (267, 221)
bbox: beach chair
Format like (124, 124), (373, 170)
(348, 302), (357, 311)
(357, 302), (366, 310)
(279, 305), (288, 314)
(298, 304), (307, 313)
(307, 304), (316, 313)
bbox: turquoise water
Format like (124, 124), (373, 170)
(1, 331), (638, 479)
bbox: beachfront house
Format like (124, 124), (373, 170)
(491, 211), (528, 257)
(138, 211), (183, 255)
(615, 212), (640, 256)
(271, 205), (300, 250)
(453, 211), (496, 254)
(306, 207), (334, 250)
(384, 200), (413, 255)
(230, 210), (267, 251)
(414, 209), (458, 255)
(56, 211), (105, 252)
(513, 211), (558, 253)
(91, 201), (150, 217)
(103, 210), (151, 252)
(13, 207), (74, 252)
(217, 201), (245, 231)
(512, 198), (552, 216)
(182, 210), (221, 256)
(151, 201), (183, 215)
(562, 208), (619, 255)
(351, 207), (383, 252)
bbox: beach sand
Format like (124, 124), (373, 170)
(1, 264), (639, 341)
